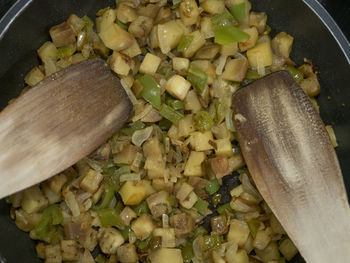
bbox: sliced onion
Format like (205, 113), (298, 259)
(132, 126), (153, 147)
(120, 78), (138, 105)
(215, 56), (227, 75)
(240, 173), (262, 200)
(225, 109), (236, 132)
(132, 103), (153, 122)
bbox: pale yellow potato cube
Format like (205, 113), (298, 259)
(24, 66), (45, 86)
(271, 32), (294, 58)
(37, 41), (57, 61)
(239, 27), (259, 52)
(253, 230), (271, 250)
(131, 214), (155, 240)
(227, 219), (250, 247)
(98, 227), (124, 254)
(215, 138), (233, 157)
(110, 51), (132, 76)
(153, 228), (176, 247)
(183, 31), (206, 58)
(231, 249), (249, 263)
(60, 240), (80, 261)
(189, 131), (214, 151)
(139, 53), (162, 75)
(149, 248), (183, 263)
(200, 17), (214, 39)
(80, 169), (104, 194)
(222, 58), (248, 82)
(21, 186), (48, 214)
(158, 20), (184, 54)
(179, 191), (198, 209)
(184, 90), (202, 111)
(279, 238), (298, 261)
(121, 39), (141, 58)
(201, 0), (225, 14)
(247, 41), (273, 68)
(179, 0), (200, 26)
(228, 154), (245, 172)
(119, 180), (147, 205)
(184, 151), (206, 176)
(220, 42), (238, 56)
(178, 114), (195, 138)
(172, 57), (190, 75)
(166, 75), (191, 101)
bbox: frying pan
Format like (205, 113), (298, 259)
(0, 0), (349, 262)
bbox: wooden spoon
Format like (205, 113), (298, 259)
(232, 71), (350, 263)
(0, 58), (132, 199)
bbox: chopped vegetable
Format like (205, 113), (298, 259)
(230, 3), (246, 21)
(159, 104), (184, 125)
(178, 35), (194, 53)
(194, 198), (209, 215)
(205, 179), (220, 195)
(139, 74), (161, 109)
(187, 65), (208, 93)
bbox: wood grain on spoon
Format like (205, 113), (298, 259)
(0, 58), (132, 199)
(232, 71), (350, 263)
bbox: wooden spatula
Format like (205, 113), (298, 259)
(232, 71), (350, 263)
(0, 58), (132, 199)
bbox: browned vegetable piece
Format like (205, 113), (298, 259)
(128, 16), (154, 44)
(117, 243), (139, 263)
(155, 7), (172, 24)
(222, 58), (248, 82)
(117, 3), (138, 24)
(146, 190), (172, 218)
(114, 144), (140, 165)
(36, 243), (46, 259)
(49, 22), (76, 47)
(209, 156), (230, 179)
(170, 212), (195, 238)
(15, 209), (41, 232)
(60, 240), (81, 261)
(120, 206), (137, 226)
(210, 215), (228, 235)
(195, 44), (220, 60)
(300, 74), (320, 97)
(137, 4), (160, 18)
(249, 12), (267, 34)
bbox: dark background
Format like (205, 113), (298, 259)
(0, 0), (350, 41)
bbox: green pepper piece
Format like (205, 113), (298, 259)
(202, 234), (222, 251)
(246, 69), (260, 80)
(57, 44), (76, 59)
(193, 226), (208, 239)
(230, 2), (246, 21)
(182, 242), (194, 263)
(139, 74), (161, 109)
(177, 34), (194, 53)
(159, 118), (172, 130)
(135, 236), (152, 253)
(194, 199), (209, 215)
(159, 104), (184, 125)
(205, 179), (220, 195)
(132, 200), (150, 216)
(286, 66), (304, 83)
(116, 20), (128, 31)
(211, 10), (237, 27)
(193, 111), (214, 132)
(120, 226), (131, 240)
(96, 208), (124, 229)
(187, 65), (208, 94)
(82, 15), (94, 31)
(166, 98), (184, 110)
(95, 185), (115, 210)
(95, 254), (108, 263)
(214, 25), (250, 45)
(247, 219), (260, 238)
(157, 66), (175, 80)
(217, 203), (233, 215)
(121, 121), (146, 136)
(212, 193), (222, 207)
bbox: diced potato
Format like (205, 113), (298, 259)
(201, 0), (225, 14)
(158, 20), (184, 54)
(184, 151), (206, 176)
(227, 219), (250, 247)
(120, 206), (137, 226)
(209, 156), (230, 179)
(176, 182), (194, 201)
(178, 114), (195, 138)
(179, 191), (198, 209)
(121, 39), (142, 58)
(64, 191), (80, 217)
(172, 57), (190, 75)
(189, 131), (214, 151)
(155, 7), (172, 24)
(117, 243), (139, 263)
(184, 90), (202, 111)
(222, 58), (248, 82)
(200, 17), (214, 39)
(110, 51), (133, 76)
(139, 53), (162, 75)
(147, 191), (172, 218)
(120, 180), (151, 205)
(49, 22), (76, 47)
(80, 169), (104, 194)
(150, 25), (159, 49)
(191, 60), (216, 85)
(180, 0), (200, 26)
(128, 16), (154, 42)
(300, 74), (320, 97)
(220, 42), (238, 56)
(231, 249), (249, 263)
(255, 241), (280, 262)
(149, 248), (183, 263)
(253, 230), (271, 250)
(42, 182), (61, 204)
(36, 243), (46, 259)
(143, 137), (163, 160)
(228, 154), (245, 172)
(21, 185), (48, 214)
(37, 41), (58, 61)
(98, 9), (134, 51)
(114, 144), (140, 165)
(98, 227), (124, 254)
(212, 122), (233, 140)
(195, 44), (220, 60)
(279, 238), (298, 261)
(247, 41), (273, 68)
(60, 240), (80, 261)
(239, 27), (259, 52)
(48, 174), (67, 194)
(24, 66), (45, 86)
(117, 3), (138, 23)
(67, 14), (85, 34)
(166, 75), (191, 101)
(137, 4), (160, 18)
(249, 12), (267, 33)
(170, 213), (195, 238)
(144, 138), (166, 179)
(45, 244), (62, 263)
(215, 138), (233, 157)
(131, 214), (155, 240)
(271, 32), (294, 58)
(183, 31), (206, 58)
(326, 125), (338, 148)
(152, 178), (174, 193)
(15, 209), (41, 232)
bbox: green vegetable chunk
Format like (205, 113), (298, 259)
(247, 219), (260, 238)
(82, 15), (94, 30)
(214, 25), (250, 45)
(121, 120), (146, 136)
(193, 226), (208, 239)
(132, 200), (150, 216)
(217, 203), (233, 215)
(166, 98), (184, 110)
(230, 2), (246, 21)
(212, 193), (222, 207)
(194, 111), (214, 132)
(205, 179), (220, 195)
(194, 198), (209, 215)
(286, 66), (304, 83)
(95, 254), (108, 263)
(246, 69), (260, 80)
(187, 65), (208, 94)
(178, 34), (194, 53)
(159, 104), (184, 125)
(96, 208), (124, 229)
(57, 44), (75, 59)
(139, 74), (161, 109)
(202, 234), (222, 251)
(211, 10), (237, 27)
(182, 242), (194, 263)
